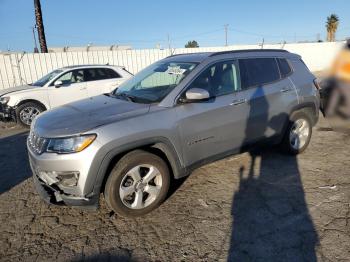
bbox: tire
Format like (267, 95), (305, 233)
(16, 102), (45, 128)
(281, 111), (313, 155)
(104, 150), (171, 217)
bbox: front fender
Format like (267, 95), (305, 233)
(84, 137), (186, 198)
(7, 90), (50, 109)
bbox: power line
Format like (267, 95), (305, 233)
(228, 27), (316, 39)
(171, 28), (222, 40)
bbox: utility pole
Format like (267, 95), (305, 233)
(167, 34), (171, 50)
(34, 0), (48, 53)
(167, 34), (173, 54)
(224, 24), (229, 46)
(31, 25), (39, 53)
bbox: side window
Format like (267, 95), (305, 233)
(84, 68), (121, 81)
(84, 69), (98, 81)
(104, 68), (121, 79)
(187, 60), (241, 97)
(277, 58), (292, 78)
(239, 58), (280, 89)
(55, 70), (85, 85)
(95, 68), (109, 80)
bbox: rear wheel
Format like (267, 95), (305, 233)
(16, 102), (45, 128)
(281, 112), (312, 154)
(104, 150), (170, 217)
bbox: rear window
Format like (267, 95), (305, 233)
(239, 58), (280, 89)
(277, 58), (292, 77)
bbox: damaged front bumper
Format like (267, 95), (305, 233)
(28, 149), (99, 210)
(0, 103), (16, 122)
(32, 174), (98, 208)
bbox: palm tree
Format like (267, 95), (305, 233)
(326, 14), (339, 42)
(34, 0), (48, 53)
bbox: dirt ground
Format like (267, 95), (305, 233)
(0, 117), (349, 262)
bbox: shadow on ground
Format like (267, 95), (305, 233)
(228, 148), (318, 261)
(71, 252), (132, 262)
(0, 131), (31, 194)
(228, 87), (318, 260)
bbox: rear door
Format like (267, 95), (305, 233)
(48, 69), (88, 108)
(85, 68), (123, 97)
(237, 57), (298, 142)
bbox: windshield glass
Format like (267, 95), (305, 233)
(33, 69), (63, 87)
(114, 62), (197, 103)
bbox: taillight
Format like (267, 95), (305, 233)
(313, 79), (321, 90)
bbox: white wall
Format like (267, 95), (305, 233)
(0, 41), (344, 90)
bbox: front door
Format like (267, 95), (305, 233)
(48, 69), (88, 108)
(176, 60), (250, 167)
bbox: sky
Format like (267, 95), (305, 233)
(0, 0), (349, 52)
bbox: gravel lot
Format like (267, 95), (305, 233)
(0, 117), (349, 262)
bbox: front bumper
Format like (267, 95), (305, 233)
(0, 103), (16, 122)
(32, 174), (98, 208)
(28, 139), (101, 209)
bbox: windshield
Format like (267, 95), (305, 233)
(114, 62), (197, 103)
(32, 69), (63, 87)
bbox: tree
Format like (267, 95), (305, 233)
(326, 14), (339, 42)
(185, 40), (199, 48)
(34, 0), (48, 53)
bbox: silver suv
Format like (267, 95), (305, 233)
(28, 50), (320, 217)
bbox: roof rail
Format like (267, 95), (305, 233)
(209, 49), (289, 57)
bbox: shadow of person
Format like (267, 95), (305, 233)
(71, 252), (131, 262)
(0, 131), (32, 194)
(228, 87), (318, 261)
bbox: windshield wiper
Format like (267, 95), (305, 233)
(114, 92), (137, 102)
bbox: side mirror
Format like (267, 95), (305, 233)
(54, 80), (63, 88)
(182, 88), (210, 103)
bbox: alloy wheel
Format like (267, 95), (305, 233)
(289, 119), (310, 150)
(119, 164), (163, 209)
(19, 106), (40, 125)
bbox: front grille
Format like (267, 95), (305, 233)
(28, 130), (47, 155)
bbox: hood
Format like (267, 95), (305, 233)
(0, 84), (38, 97)
(34, 95), (151, 137)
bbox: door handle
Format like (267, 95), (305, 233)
(79, 87), (87, 90)
(230, 98), (247, 106)
(280, 87), (293, 93)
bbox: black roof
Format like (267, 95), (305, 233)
(209, 49), (289, 57)
(164, 52), (212, 63)
(165, 49), (291, 63)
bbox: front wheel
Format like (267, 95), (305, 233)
(16, 102), (45, 127)
(281, 112), (312, 154)
(104, 150), (170, 217)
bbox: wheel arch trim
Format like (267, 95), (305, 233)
(86, 136), (186, 198)
(16, 99), (48, 111)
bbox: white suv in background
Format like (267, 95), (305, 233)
(0, 65), (132, 127)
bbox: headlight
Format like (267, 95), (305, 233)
(0, 96), (10, 104)
(46, 134), (96, 153)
